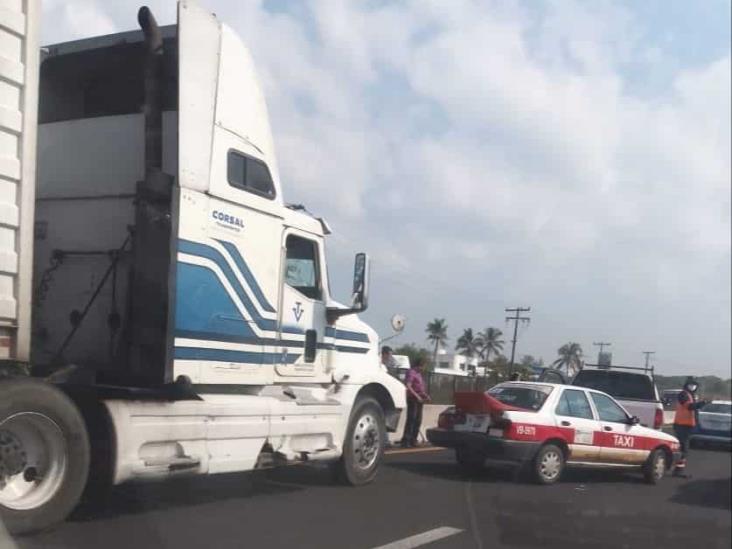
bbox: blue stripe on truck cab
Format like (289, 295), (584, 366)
(176, 239), (371, 350)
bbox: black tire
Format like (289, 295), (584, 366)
(76, 399), (115, 508)
(532, 443), (564, 485)
(455, 447), (484, 475)
(334, 397), (385, 486)
(0, 378), (90, 535)
(642, 448), (667, 484)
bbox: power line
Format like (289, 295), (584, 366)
(505, 307), (531, 369)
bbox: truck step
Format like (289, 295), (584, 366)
(140, 455), (201, 473)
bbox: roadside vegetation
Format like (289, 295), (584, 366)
(391, 320), (730, 401)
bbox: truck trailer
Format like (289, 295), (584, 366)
(0, 0), (405, 534)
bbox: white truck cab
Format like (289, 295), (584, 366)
(0, 0), (404, 534)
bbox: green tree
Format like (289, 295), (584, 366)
(393, 344), (432, 370)
(655, 375), (731, 400)
(553, 342), (583, 376)
(485, 354), (511, 381)
(520, 355), (544, 369)
(426, 318), (449, 366)
(480, 327), (505, 362)
(455, 328), (482, 374)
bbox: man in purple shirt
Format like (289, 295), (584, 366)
(400, 357), (430, 447)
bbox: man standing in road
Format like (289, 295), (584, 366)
(381, 346), (394, 373)
(673, 376), (707, 477)
(400, 357), (430, 447)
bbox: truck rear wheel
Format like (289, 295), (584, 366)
(0, 378), (90, 535)
(334, 397), (385, 486)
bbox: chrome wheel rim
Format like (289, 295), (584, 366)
(352, 412), (380, 471)
(653, 454), (666, 479)
(540, 450), (561, 480)
(0, 412), (67, 510)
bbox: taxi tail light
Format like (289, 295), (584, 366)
(437, 407), (466, 430)
(492, 411), (512, 431)
(654, 408), (664, 430)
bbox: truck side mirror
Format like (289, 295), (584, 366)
(326, 253), (370, 323)
(351, 253), (369, 312)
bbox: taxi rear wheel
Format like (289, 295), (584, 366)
(642, 448), (667, 484)
(532, 443), (564, 485)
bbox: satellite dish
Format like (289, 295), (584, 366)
(390, 314), (406, 333)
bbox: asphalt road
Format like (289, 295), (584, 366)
(11, 445), (731, 549)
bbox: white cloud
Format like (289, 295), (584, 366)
(42, 0), (118, 43)
(40, 0), (730, 375)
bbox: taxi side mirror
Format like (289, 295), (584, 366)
(627, 415), (640, 425)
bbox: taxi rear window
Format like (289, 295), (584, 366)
(487, 385), (552, 411)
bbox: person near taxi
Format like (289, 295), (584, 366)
(381, 346), (394, 374)
(400, 357), (430, 447)
(673, 376), (707, 477)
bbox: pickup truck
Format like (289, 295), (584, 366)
(571, 365), (664, 430)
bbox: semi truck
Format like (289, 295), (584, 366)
(0, 0), (405, 534)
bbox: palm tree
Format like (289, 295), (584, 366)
(479, 327), (505, 362)
(553, 342), (583, 376)
(455, 328), (482, 374)
(426, 318), (448, 366)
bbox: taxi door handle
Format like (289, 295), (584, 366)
(561, 421), (571, 426)
(603, 426), (613, 431)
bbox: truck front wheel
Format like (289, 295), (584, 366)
(0, 378), (90, 535)
(334, 397), (385, 486)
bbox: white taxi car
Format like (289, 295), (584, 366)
(427, 382), (681, 484)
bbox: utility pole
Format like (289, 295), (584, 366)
(593, 342), (611, 354)
(642, 351), (655, 370)
(505, 307), (531, 370)
(593, 342), (612, 367)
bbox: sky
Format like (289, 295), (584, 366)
(41, 0), (731, 377)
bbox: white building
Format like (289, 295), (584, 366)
(390, 350), (486, 377)
(433, 350), (480, 376)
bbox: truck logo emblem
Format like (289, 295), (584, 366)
(293, 302), (304, 322)
(212, 210), (244, 230)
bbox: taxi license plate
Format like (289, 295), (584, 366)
(455, 414), (490, 432)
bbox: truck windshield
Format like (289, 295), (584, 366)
(487, 385), (552, 411)
(573, 370), (656, 401)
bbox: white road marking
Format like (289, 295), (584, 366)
(372, 526), (464, 549)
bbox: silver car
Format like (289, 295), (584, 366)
(691, 400), (732, 447)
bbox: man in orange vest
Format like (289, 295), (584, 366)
(673, 377), (707, 477)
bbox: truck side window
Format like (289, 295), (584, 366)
(285, 235), (321, 300)
(227, 150), (276, 199)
